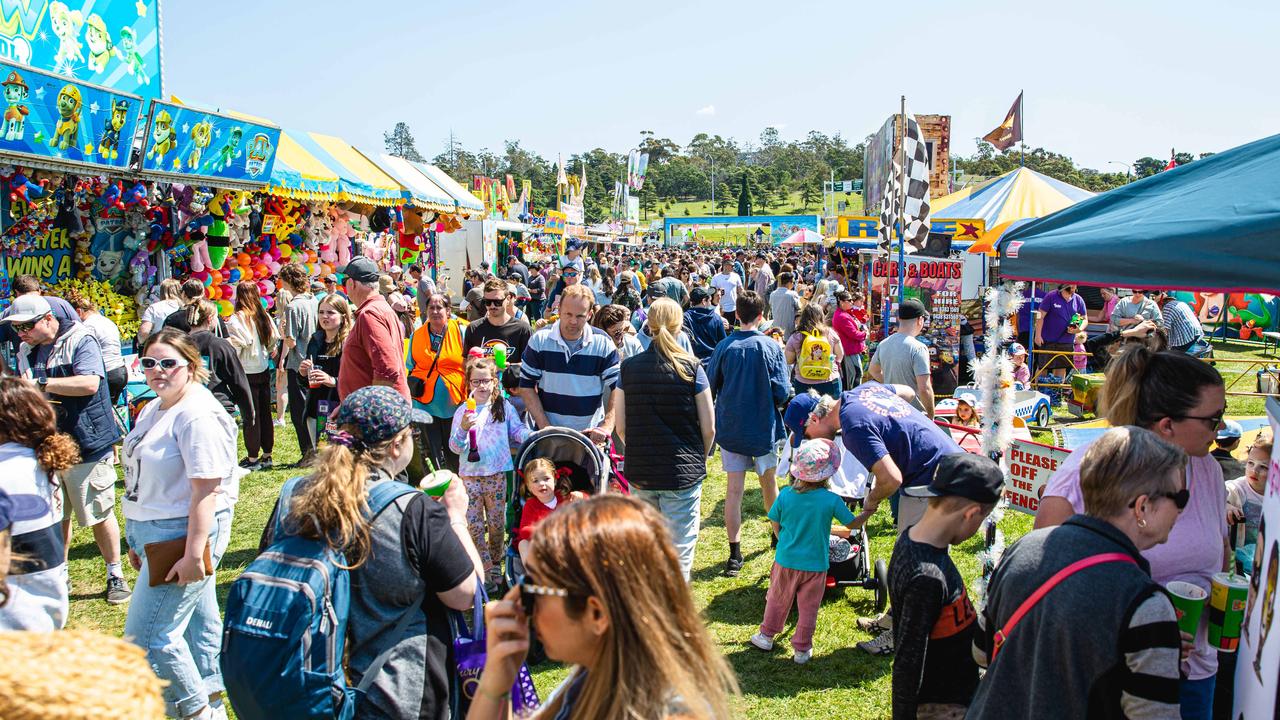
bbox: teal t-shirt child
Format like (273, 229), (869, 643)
(768, 485), (856, 572)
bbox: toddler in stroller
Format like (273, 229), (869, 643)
(513, 457), (586, 566)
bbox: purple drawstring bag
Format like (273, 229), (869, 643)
(451, 582), (541, 718)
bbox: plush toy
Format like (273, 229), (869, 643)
(122, 181), (149, 211)
(99, 181), (125, 213)
(328, 205), (353, 266)
(204, 189), (238, 269)
(129, 247), (157, 287)
(7, 171), (46, 203)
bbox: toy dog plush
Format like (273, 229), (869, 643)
(49, 85), (82, 150)
(147, 109), (176, 166)
(187, 120), (213, 171)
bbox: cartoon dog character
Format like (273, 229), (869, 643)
(94, 250), (124, 281)
(98, 99), (130, 160)
(2, 71), (30, 141)
(113, 27), (148, 84)
(206, 126), (243, 173)
(49, 85), (82, 150)
(84, 14), (113, 74)
(50, 2), (85, 69)
(187, 119), (213, 170)
(147, 109), (176, 165)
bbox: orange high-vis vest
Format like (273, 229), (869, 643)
(408, 318), (466, 406)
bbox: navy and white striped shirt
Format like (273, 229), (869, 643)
(519, 322), (621, 431)
(1160, 299), (1204, 348)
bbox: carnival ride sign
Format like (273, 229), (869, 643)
(139, 99), (280, 188)
(1004, 438), (1070, 515)
(0, 59), (142, 170)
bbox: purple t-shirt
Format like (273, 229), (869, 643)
(1044, 444), (1227, 680)
(1038, 290), (1087, 344)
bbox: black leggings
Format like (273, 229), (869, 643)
(244, 370), (275, 458)
(106, 365), (128, 405)
(287, 368), (315, 456)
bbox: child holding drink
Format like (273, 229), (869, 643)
(751, 438), (866, 664)
(449, 356), (530, 586)
(299, 295), (351, 445)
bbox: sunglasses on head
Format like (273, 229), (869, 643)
(141, 357), (189, 371)
(11, 313), (49, 333)
(1130, 487), (1190, 511)
(520, 582), (570, 616)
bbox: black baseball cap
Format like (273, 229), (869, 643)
(339, 257), (381, 283)
(903, 453), (1004, 504)
(690, 286), (713, 304)
(898, 298), (927, 320)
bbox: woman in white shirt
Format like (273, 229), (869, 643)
(67, 289), (128, 403)
(122, 329), (239, 720)
(226, 281), (278, 470)
(136, 278), (183, 344)
(0, 376), (80, 631)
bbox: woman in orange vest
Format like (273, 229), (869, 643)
(406, 291), (467, 474)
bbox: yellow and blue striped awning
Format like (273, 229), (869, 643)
(265, 129), (404, 206)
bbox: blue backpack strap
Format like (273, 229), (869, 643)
(272, 475), (308, 540)
(365, 479), (419, 521)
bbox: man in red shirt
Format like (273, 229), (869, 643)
(337, 257), (410, 400)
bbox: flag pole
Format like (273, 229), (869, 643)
(1019, 90), (1025, 168)
(897, 95), (908, 312)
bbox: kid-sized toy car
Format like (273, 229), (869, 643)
(936, 383), (1055, 428)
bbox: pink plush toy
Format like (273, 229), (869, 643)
(327, 205), (353, 266)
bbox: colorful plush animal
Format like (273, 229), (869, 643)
(49, 85), (82, 150)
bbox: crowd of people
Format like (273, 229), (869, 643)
(0, 235), (1266, 720)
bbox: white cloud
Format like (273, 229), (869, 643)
(696, 105), (716, 116)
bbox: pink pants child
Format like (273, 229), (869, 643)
(758, 562), (827, 653)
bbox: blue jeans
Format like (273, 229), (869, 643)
(1178, 674), (1215, 719)
(632, 484), (703, 580)
(124, 509), (233, 717)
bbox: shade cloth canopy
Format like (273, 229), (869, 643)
(362, 152), (457, 213)
(930, 167), (1093, 254)
(414, 162), (486, 214)
(996, 133), (1280, 294)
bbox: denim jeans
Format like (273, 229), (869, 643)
(124, 509), (233, 718)
(1178, 675), (1215, 720)
(632, 484), (703, 580)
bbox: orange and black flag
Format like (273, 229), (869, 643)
(982, 92), (1023, 151)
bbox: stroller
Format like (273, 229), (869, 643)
(503, 427), (611, 589)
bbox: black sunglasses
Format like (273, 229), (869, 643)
(482, 298), (506, 307)
(1130, 487), (1190, 511)
(11, 313), (49, 333)
(1173, 412), (1225, 430)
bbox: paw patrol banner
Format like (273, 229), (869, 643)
(0, 59), (142, 171)
(0, 0), (162, 102)
(139, 99), (280, 189)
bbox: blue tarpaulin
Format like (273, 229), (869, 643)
(997, 133), (1280, 293)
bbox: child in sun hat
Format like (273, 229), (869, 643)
(751, 438), (866, 664)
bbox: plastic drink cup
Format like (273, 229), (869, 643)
(1208, 572), (1250, 652)
(1166, 581), (1208, 636)
(466, 398), (476, 412)
(493, 344), (507, 371)
(419, 470), (454, 497)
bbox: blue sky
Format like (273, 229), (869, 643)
(164, 0), (1278, 172)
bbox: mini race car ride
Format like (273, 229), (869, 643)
(936, 383), (1055, 428)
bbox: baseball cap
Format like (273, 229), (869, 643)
(333, 386), (431, 447)
(784, 392), (822, 448)
(1217, 419), (1243, 441)
(0, 487), (50, 532)
(388, 265), (404, 275)
(1, 294), (53, 324)
(791, 438), (841, 483)
(338, 256), (381, 283)
(897, 298), (927, 321)
(690, 286), (712, 304)
(1008, 343), (1027, 357)
(953, 390), (980, 408)
(903, 453), (1004, 504)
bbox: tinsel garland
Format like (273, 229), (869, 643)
(971, 280), (1024, 608)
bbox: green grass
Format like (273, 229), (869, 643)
(67, 421), (1033, 719)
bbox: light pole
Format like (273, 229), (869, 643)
(1107, 160), (1132, 182)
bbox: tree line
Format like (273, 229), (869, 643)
(383, 121), (1211, 224)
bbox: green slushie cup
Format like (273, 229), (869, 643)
(1167, 580), (1208, 636)
(419, 470), (456, 497)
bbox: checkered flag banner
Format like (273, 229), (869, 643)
(877, 112), (932, 254)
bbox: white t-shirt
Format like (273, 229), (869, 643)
(0, 443), (68, 631)
(82, 312), (125, 371)
(141, 299), (181, 328)
(710, 272), (744, 312)
(122, 384), (240, 522)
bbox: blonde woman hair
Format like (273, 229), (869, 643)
(285, 423), (411, 569)
(646, 297), (698, 382)
(140, 329), (209, 384)
(527, 495), (739, 719)
(1080, 426), (1186, 518)
(156, 278), (182, 301)
(184, 299), (218, 332)
(317, 294), (353, 355)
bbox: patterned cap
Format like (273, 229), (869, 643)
(791, 438), (841, 483)
(333, 386), (430, 447)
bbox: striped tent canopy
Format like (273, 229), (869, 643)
(266, 129), (405, 207)
(931, 167), (1094, 255)
(361, 152), (457, 214)
(413, 162), (486, 215)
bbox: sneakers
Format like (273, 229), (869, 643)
(273, 418), (287, 427)
(856, 611), (893, 634)
(793, 649), (812, 665)
(857, 630), (895, 656)
(749, 633), (774, 651)
(292, 450), (318, 469)
(258, 455), (273, 471)
(209, 700), (228, 720)
(238, 456), (259, 469)
(106, 575), (132, 605)
(724, 556), (743, 577)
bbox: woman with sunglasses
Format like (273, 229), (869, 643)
(259, 386), (482, 719)
(969, 426), (1188, 719)
(1036, 347), (1228, 718)
(122, 329), (239, 719)
(470, 495), (739, 720)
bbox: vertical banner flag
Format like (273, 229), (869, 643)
(877, 111), (933, 254)
(982, 92), (1024, 151)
